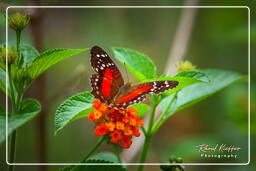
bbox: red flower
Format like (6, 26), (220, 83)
(133, 127), (140, 137)
(110, 130), (122, 144)
(88, 99), (144, 148)
(94, 123), (108, 136)
(121, 136), (132, 148)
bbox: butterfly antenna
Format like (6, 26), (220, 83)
(124, 62), (130, 83)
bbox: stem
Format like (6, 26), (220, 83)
(16, 30), (21, 65)
(137, 92), (179, 171)
(8, 65), (16, 171)
(141, 126), (147, 136)
(9, 130), (17, 171)
(147, 104), (157, 135)
(8, 93), (22, 171)
(137, 103), (157, 171)
(83, 137), (105, 161)
(8, 29), (22, 171)
(151, 92), (178, 134)
(114, 145), (122, 163)
(136, 135), (151, 171)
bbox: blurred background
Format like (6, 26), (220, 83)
(0, 0), (255, 171)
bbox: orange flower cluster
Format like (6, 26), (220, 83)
(88, 99), (144, 148)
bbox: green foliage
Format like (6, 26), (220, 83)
(27, 48), (88, 80)
(152, 69), (246, 133)
(112, 47), (156, 80)
(144, 75), (202, 96)
(130, 103), (149, 118)
(0, 42), (39, 67)
(20, 43), (39, 67)
(0, 107), (5, 144)
(0, 67), (6, 93)
(61, 152), (127, 171)
(85, 152), (121, 163)
(175, 70), (210, 83)
(55, 92), (95, 134)
(143, 70), (208, 99)
(0, 99), (41, 144)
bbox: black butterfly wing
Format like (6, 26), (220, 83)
(90, 46), (124, 104)
(112, 81), (179, 108)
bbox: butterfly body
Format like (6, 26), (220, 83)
(90, 46), (179, 109)
(118, 83), (132, 93)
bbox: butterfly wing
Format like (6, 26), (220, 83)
(112, 81), (179, 108)
(90, 46), (124, 104)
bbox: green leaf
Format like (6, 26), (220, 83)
(28, 48), (88, 80)
(0, 115), (5, 144)
(20, 43), (39, 67)
(55, 92), (94, 134)
(152, 69), (246, 133)
(175, 70), (210, 83)
(0, 42), (39, 67)
(0, 99), (41, 144)
(112, 47), (156, 80)
(130, 103), (149, 117)
(0, 67), (6, 93)
(86, 152), (120, 163)
(142, 75), (202, 96)
(60, 152), (127, 171)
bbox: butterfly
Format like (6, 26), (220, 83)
(90, 46), (179, 109)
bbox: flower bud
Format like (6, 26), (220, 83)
(8, 13), (30, 31)
(175, 157), (183, 163)
(176, 60), (196, 72)
(160, 165), (171, 171)
(168, 156), (176, 163)
(0, 46), (17, 65)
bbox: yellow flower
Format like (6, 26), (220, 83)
(176, 60), (196, 72)
(116, 121), (125, 130)
(0, 47), (17, 65)
(106, 122), (115, 131)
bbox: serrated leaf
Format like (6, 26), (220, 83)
(86, 152), (120, 163)
(152, 69), (246, 133)
(55, 92), (94, 134)
(61, 160), (127, 171)
(28, 48), (88, 80)
(112, 47), (156, 80)
(130, 103), (149, 117)
(60, 152), (127, 171)
(20, 43), (39, 67)
(175, 70), (210, 83)
(0, 99), (41, 144)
